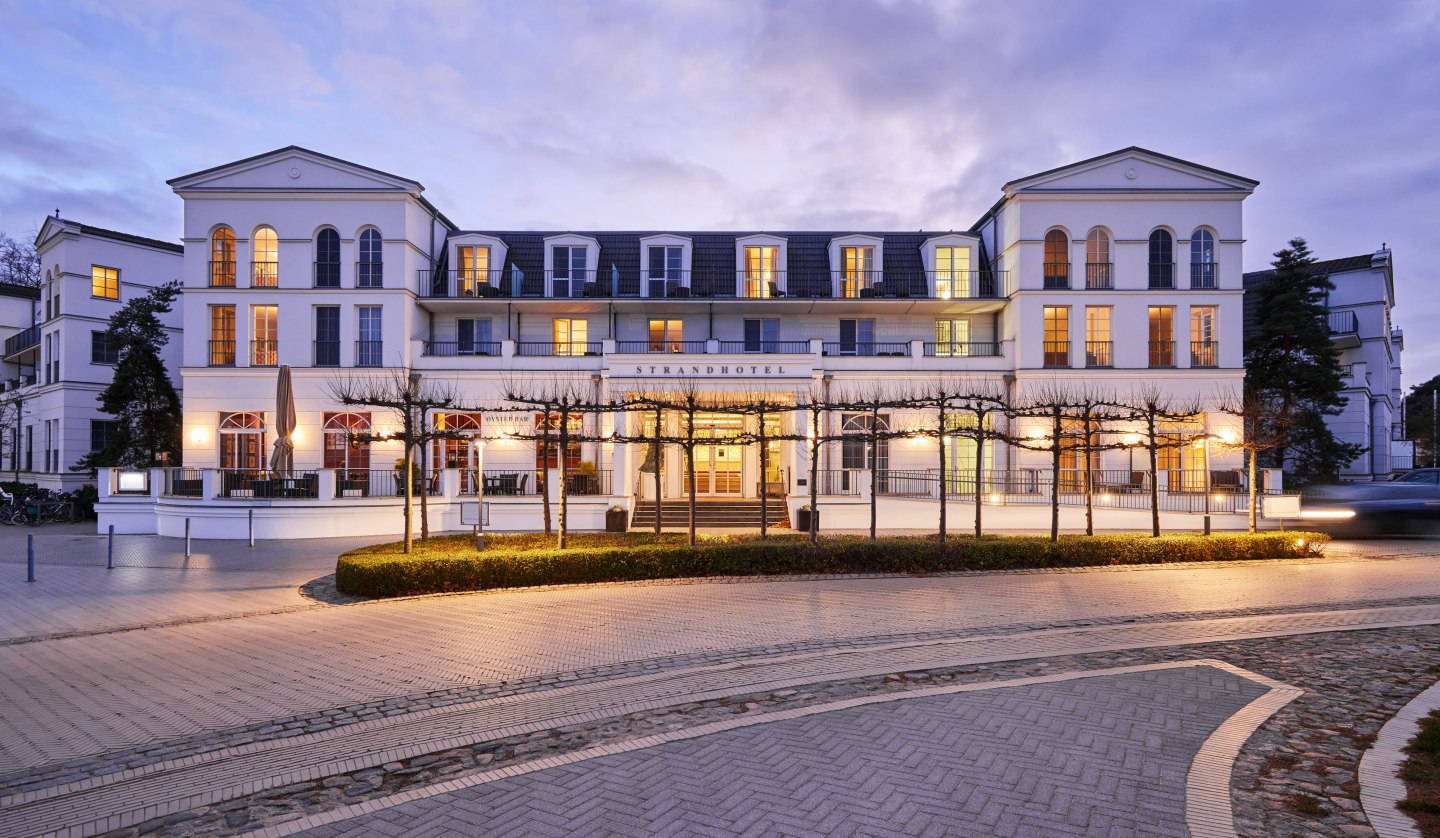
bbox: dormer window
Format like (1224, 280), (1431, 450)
(543, 235), (600, 298)
(933, 246), (970, 299)
(743, 246), (780, 298)
(457, 245), (492, 297)
(921, 234), (981, 299)
(648, 246), (683, 297)
(551, 246), (588, 297)
(838, 246), (875, 298)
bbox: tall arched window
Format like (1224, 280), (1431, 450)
(358, 228), (383, 288)
(252, 227), (278, 287)
(218, 411), (266, 474)
(434, 413), (484, 493)
(1190, 228), (1216, 288)
(1148, 229), (1174, 289)
(211, 227), (236, 287)
(324, 412), (371, 472)
(315, 228), (340, 288)
(1085, 228), (1111, 289)
(1043, 229), (1069, 289)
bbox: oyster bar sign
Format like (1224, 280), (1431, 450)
(620, 362), (812, 378)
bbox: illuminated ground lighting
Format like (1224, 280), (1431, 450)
(1100, 493), (1114, 504)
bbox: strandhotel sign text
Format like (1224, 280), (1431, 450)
(616, 363), (813, 378)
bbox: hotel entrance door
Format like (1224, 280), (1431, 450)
(685, 416), (743, 496)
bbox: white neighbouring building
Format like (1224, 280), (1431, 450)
(1244, 249), (1409, 479)
(2, 217), (183, 491)
(99, 145), (1259, 538)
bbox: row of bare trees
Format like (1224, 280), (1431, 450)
(332, 371), (1273, 553)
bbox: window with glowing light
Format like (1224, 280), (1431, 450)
(91, 265), (119, 300)
(252, 227), (278, 287)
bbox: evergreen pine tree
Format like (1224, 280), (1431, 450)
(1245, 238), (1363, 483)
(82, 281), (182, 469)
(1404, 374), (1440, 468)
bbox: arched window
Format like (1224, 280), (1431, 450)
(211, 227), (236, 287)
(434, 413), (485, 493)
(315, 228), (340, 288)
(1190, 228), (1217, 288)
(323, 412), (371, 472)
(218, 411), (266, 473)
(252, 227), (278, 287)
(358, 228), (383, 288)
(1043, 230), (1069, 289)
(1148, 230), (1174, 289)
(1085, 228), (1111, 289)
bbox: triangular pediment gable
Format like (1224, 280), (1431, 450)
(1004, 147), (1258, 195)
(167, 146), (423, 194)
(34, 216), (74, 251)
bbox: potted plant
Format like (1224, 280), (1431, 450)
(571, 461), (600, 495)
(794, 504), (817, 532)
(605, 504), (628, 532)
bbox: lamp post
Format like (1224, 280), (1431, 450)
(473, 438), (487, 550)
(1194, 432), (1224, 536)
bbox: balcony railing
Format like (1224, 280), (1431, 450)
(422, 340), (503, 357)
(4, 324), (39, 357)
(1043, 263), (1070, 290)
(563, 469), (612, 496)
(251, 261), (278, 288)
(208, 340), (236, 367)
(1148, 262), (1175, 290)
(209, 260), (236, 288)
(218, 469), (320, 499)
(613, 340), (709, 354)
(355, 340), (383, 367)
(715, 340), (813, 354)
(314, 340), (340, 367)
(1149, 339), (1176, 368)
(416, 268), (1009, 300)
(1085, 262), (1113, 290)
(923, 341), (1001, 357)
(461, 469), (538, 496)
(313, 261), (341, 288)
(1085, 340), (1113, 368)
(515, 341), (603, 357)
(821, 342), (911, 357)
(251, 339), (278, 367)
(333, 469), (442, 498)
(1328, 310), (1358, 335)
(163, 468), (205, 498)
(812, 469), (862, 496)
(357, 260), (383, 288)
(1191, 340), (1219, 368)
(1043, 340), (1070, 368)
(1189, 262), (1218, 289)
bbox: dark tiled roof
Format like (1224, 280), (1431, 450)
(48, 219), (184, 254)
(0, 282), (40, 300)
(1242, 253), (1376, 287)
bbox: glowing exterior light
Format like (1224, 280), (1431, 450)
(1100, 493), (1113, 504)
(1218, 429), (1237, 445)
(189, 427), (207, 444)
(1121, 433), (1141, 446)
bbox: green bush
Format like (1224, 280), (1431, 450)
(335, 531), (1329, 599)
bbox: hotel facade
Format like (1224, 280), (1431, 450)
(99, 146), (1257, 538)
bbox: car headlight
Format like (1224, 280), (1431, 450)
(1298, 508), (1357, 520)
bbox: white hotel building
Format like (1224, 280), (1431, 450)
(101, 145), (1254, 537)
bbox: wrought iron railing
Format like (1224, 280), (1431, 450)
(1085, 262), (1113, 290)
(251, 261), (278, 287)
(357, 260), (383, 288)
(812, 469), (861, 496)
(515, 341), (603, 357)
(208, 260), (236, 288)
(333, 468), (442, 498)
(1043, 263), (1070, 290)
(1148, 262), (1175, 290)
(163, 468), (204, 497)
(613, 340), (708, 354)
(313, 340), (340, 367)
(218, 469), (320, 499)
(716, 340), (813, 354)
(1085, 340), (1113, 368)
(1043, 340), (1070, 368)
(4, 324), (39, 357)
(1191, 340), (1219, 368)
(313, 261), (341, 288)
(208, 340), (236, 367)
(822, 342), (911, 357)
(1149, 340), (1175, 368)
(422, 340), (503, 357)
(355, 340), (383, 367)
(251, 339), (278, 367)
(1189, 262), (1218, 289)
(923, 342), (1002, 357)
(1328, 310), (1358, 335)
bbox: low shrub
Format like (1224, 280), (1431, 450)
(335, 531), (1329, 599)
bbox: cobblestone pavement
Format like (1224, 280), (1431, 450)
(297, 665), (1267, 838)
(0, 536), (1437, 837)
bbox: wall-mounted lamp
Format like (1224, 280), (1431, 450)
(189, 427), (207, 445)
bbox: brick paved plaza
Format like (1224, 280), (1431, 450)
(1, 529), (1439, 837)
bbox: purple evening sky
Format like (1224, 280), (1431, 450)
(1, 0), (1437, 382)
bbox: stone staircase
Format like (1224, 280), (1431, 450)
(630, 499), (790, 529)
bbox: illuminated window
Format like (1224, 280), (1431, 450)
(1085, 228), (1111, 288)
(91, 265), (119, 299)
(552, 318), (588, 356)
(1043, 306), (1069, 367)
(839, 246), (874, 298)
(535, 413), (582, 470)
(211, 227), (236, 286)
(457, 245), (491, 296)
(252, 304), (278, 366)
(743, 246), (779, 298)
(1148, 306), (1174, 367)
(209, 305), (236, 366)
(934, 246), (970, 299)
(1191, 306), (1217, 367)
(648, 319), (683, 352)
(323, 412), (371, 471)
(219, 412), (266, 471)
(1043, 230), (1069, 288)
(252, 227), (278, 287)
(934, 319), (970, 356)
(1085, 306), (1111, 367)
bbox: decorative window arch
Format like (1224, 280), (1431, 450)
(1190, 228), (1217, 288)
(323, 411), (371, 471)
(358, 228), (383, 288)
(1084, 228), (1112, 289)
(218, 411), (266, 471)
(434, 412), (485, 491)
(211, 227), (236, 287)
(1148, 229), (1174, 289)
(315, 228), (340, 288)
(1043, 229), (1069, 289)
(252, 226), (278, 287)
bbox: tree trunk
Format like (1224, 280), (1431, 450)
(1248, 449), (1259, 533)
(1050, 409), (1061, 543)
(540, 414), (553, 536)
(686, 409), (697, 546)
(937, 401), (947, 543)
(402, 441), (414, 555)
(868, 408), (878, 541)
(419, 437), (430, 540)
(974, 416), (984, 540)
(1083, 413), (1094, 537)
(557, 406), (570, 550)
(758, 406), (769, 540)
(809, 407), (820, 545)
(1148, 414), (1161, 538)
(653, 406), (663, 534)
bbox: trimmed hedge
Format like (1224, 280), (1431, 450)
(335, 531), (1329, 599)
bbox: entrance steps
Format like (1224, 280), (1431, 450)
(631, 499), (789, 528)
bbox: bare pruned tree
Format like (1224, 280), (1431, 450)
(1013, 381), (1081, 543)
(950, 382), (1012, 540)
(732, 389), (794, 539)
(1124, 385), (1205, 537)
(1215, 383), (1291, 532)
(830, 382), (911, 540)
(0, 231), (41, 289)
(328, 369), (461, 553)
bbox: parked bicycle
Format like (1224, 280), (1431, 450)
(13, 490), (77, 526)
(0, 488), (22, 526)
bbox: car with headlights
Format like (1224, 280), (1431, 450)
(1299, 469), (1440, 535)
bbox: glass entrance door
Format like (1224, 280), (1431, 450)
(685, 416), (743, 495)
